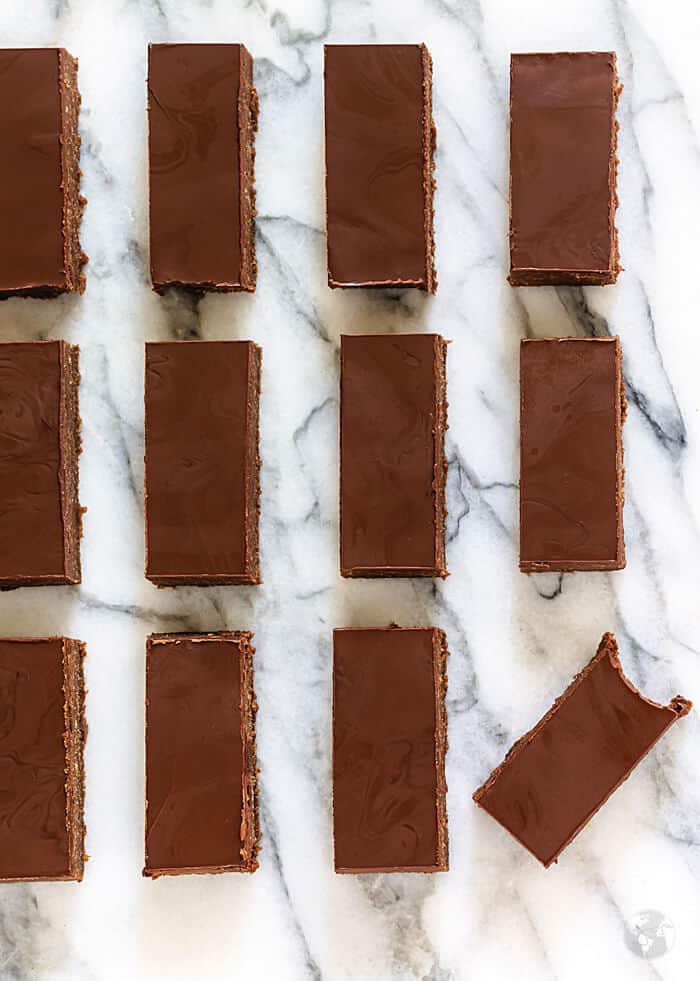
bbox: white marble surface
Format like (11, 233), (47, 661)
(1, 0), (700, 978)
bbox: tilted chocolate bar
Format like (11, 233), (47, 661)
(340, 333), (447, 578)
(324, 44), (436, 291)
(148, 44), (258, 292)
(144, 633), (260, 877)
(333, 626), (449, 873)
(145, 340), (261, 585)
(474, 633), (691, 867)
(0, 48), (86, 297)
(0, 638), (86, 882)
(520, 337), (625, 572)
(0, 341), (82, 588)
(509, 52), (620, 286)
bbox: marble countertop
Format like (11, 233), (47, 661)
(1, 0), (700, 978)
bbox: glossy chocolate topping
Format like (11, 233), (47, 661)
(0, 341), (81, 586)
(324, 45), (435, 290)
(509, 52), (619, 285)
(148, 44), (255, 290)
(340, 333), (447, 577)
(474, 633), (691, 867)
(145, 341), (261, 585)
(144, 633), (258, 876)
(520, 337), (625, 572)
(0, 49), (66, 293)
(333, 627), (448, 873)
(0, 639), (73, 880)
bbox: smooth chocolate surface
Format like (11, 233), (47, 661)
(324, 44), (436, 291)
(145, 340), (261, 585)
(333, 626), (449, 873)
(148, 43), (258, 292)
(509, 52), (620, 286)
(144, 632), (260, 877)
(340, 333), (447, 578)
(0, 341), (82, 588)
(0, 637), (86, 882)
(520, 337), (625, 572)
(473, 633), (691, 867)
(0, 48), (85, 297)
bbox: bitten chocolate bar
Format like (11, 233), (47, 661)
(474, 633), (691, 867)
(509, 52), (620, 286)
(0, 637), (86, 882)
(333, 626), (449, 873)
(148, 44), (258, 292)
(0, 341), (82, 588)
(0, 48), (86, 297)
(144, 633), (260, 877)
(520, 337), (625, 572)
(340, 333), (447, 578)
(145, 340), (261, 585)
(324, 44), (436, 291)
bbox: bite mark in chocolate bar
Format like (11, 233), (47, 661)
(509, 52), (620, 286)
(324, 44), (436, 291)
(0, 48), (86, 298)
(148, 43), (258, 292)
(340, 333), (447, 578)
(0, 637), (87, 882)
(144, 632), (260, 878)
(333, 626), (449, 873)
(520, 337), (625, 573)
(473, 632), (691, 867)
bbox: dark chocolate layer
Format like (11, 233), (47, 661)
(509, 52), (620, 286)
(0, 637), (86, 882)
(145, 340), (261, 585)
(474, 633), (691, 867)
(340, 333), (447, 578)
(333, 626), (449, 873)
(324, 44), (436, 291)
(0, 48), (86, 297)
(144, 632), (260, 877)
(520, 337), (625, 572)
(0, 341), (82, 588)
(148, 44), (258, 292)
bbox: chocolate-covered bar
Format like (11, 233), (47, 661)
(144, 632), (260, 877)
(520, 337), (625, 572)
(324, 45), (436, 291)
(148, 44), (258, 292)
(145, 340), (261, 585)
(474, 633), (691, 867)
(0, 341), (82, 588)
(509, 52), (620, 286)
(0, 637), (86, 882)
(340, 333), (447, 578)
(0, 48), (86, 297)
(333, 627), (449, 873)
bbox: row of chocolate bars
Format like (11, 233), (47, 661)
(1, 44), (618, 297)
(0, 43), (692, 880)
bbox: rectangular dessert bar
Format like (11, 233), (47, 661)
(509, 52), (620, 286)
(0, 637), (86, 882)
(520, 337), (625, 572)
(473, 632), (691, 867)
(0, 341), (82, 588)
(333, 627), (449, 873)
(324, 45), (436, 291)
(0, 48), (85, 297)
(148, 44), (258, 292)
(145, 340), (261, 585)
(340, 333), (447, 578)
(144, 632), (260, 877)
